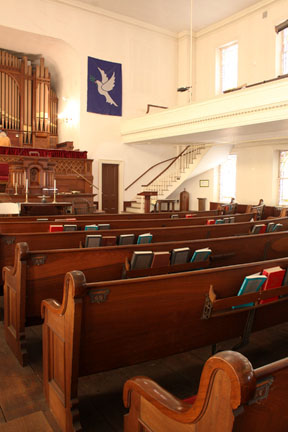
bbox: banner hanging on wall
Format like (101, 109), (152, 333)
(87, 56), (122, 117)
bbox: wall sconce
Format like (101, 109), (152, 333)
(58, 97), (79, 126)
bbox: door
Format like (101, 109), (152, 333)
(102, 163), (119, 213)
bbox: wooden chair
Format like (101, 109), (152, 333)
(123, 350), (288, 432)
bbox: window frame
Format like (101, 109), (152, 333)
(278, 150), (288, 205)
(216, 41), (238, 94)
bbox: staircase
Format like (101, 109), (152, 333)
(126, 144), (209, 213)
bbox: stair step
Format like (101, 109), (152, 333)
(125, 206), (142, 213)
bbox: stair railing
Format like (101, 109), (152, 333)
(125, 156), (176, 191)
(142, 144), (205, 196)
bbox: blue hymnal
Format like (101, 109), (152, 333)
(137, 233), (153, 244)
(233, 273), (267, 309)
(85, 224), (98, 231)
(190, 248), (212, 263)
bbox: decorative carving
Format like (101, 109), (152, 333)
(201, 293), (213, 319)
(250, 377), (274, 404)
(88, 288), (110, 304)
(3, 236), (15, 245)
(31, 255), (47, 266)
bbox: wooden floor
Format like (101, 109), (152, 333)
(0, 298), (288, 431)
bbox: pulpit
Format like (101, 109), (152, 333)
(138, 191), (158, 213)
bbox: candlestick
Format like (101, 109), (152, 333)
(25, 179), (29, 203)
(53, 179), (57, 203)
(14, 182), (18, 195)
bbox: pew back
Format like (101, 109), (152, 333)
(1, 216), (288, 273)
(0, 212), (254, 233)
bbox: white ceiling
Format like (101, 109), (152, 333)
(76, 0), (264, 32)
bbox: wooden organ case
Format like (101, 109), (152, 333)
(0, 49), (58, 148)
(0, 50), (96, 212)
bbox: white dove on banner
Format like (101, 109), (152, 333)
(93, 67), (118, 107)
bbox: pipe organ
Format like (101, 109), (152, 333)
(0, 50), (58, 148)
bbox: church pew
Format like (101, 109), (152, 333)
(123, 350), (288, 432)
(0, 209), (220, 221)
(41, 261), (288, 432)
(1, 216), (288, 276)
(0, 212), (254, 233)
(210, 201), (283, 219)
(3, 232), (288, 365)
(5, 230), (288, 366)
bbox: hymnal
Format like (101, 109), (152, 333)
(85, 235), (102, 248)
(63, 224), (77, 231)
(251, 224), (266, 234)
(233, 272), (267, 309)
(118, 234), (135, 245)
(151, 251), (171, 268)
(84, 224), (98, 231)
(137, 233), (153, 244)
(98, 224), (111, 230)
(260, 266), (285, 304)
(130, 251), (153, 270)
(170, 247), (190, 265)
(272, 223), (283, 232)
(266, 222), (275, 232)
(190, 248), (212, 263)
(49, 225), (63, 232)
(215, 219), (224, 224)
(206, 219), (215, 225)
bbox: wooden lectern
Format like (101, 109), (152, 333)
(138, 191), (157, 213)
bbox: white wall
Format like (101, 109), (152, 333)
(194, 0), (288, 101)
(1, 0), (178, 199)
(234, 143), (281, 205)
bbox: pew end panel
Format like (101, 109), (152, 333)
(123, 352), (288, 432)
(3, 242), (29, 366)
(42, 270), (86, 432)
(123, 351), (256, 432)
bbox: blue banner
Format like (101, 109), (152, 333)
(87, 56), (122, 116)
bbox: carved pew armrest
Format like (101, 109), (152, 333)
(123, 351), (256, 427)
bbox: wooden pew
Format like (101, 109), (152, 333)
(123, 350), (288, 432)
(6, 230), (288, 365)
(1, 216), (288, 275)
(0, 209), (220, 221)
(210, 201), (284, 219)
(0, 212), (254, 233)
(41, 257), (288, 431)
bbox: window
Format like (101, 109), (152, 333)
(278, 151), (288, 205)
(218, 42), (238, 93)
(281, 28), (288, 75)
(219, 155), (237, 203)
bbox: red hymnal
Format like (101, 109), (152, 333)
(206, 219), (215, 225)
(49, 225), (63, 232)
(260, 266), (285, 304)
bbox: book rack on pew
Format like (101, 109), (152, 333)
(202, 284), (288, 353)
(123, 256), (210, 278)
